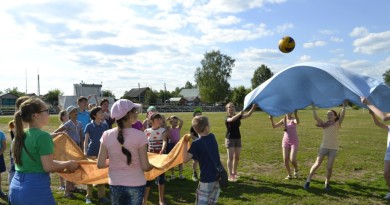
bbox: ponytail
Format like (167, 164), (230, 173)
(116, 113), (132, 165)
(12, 110), (25, 166)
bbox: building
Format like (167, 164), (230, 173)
(124, 87), (150, 103)
(178, 88), (201, 105)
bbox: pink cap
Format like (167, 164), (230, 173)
(110, 99), (140, 120)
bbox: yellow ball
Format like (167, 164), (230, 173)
(278, 36), (295, 53)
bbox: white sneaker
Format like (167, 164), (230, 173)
(384, 193), (390, 200)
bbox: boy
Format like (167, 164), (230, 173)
(184, 116), (222, 204)
(84, 107), (110, 204)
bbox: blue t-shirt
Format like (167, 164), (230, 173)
(77, 109), (90, 136)
(84, 121), (109, 156)
(188, 133), (220, 183)
(0, 131), (5, 150)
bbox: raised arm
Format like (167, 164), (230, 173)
(369, 110), (388, 130)
(178, 116), (184, 129)
(337, 99), (348, 125)
(242, 104), (257, 120)
(269, 115), (284, 128)
(312, 104), (323, 124)
(226, 111), (244, 122)
(294, 110), (300, 124)
(361, 97), (390, 121)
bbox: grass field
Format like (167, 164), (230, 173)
(0, 107), (388, 205)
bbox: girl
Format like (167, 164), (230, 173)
(190, 108), (202, 181)
(304, 100), (347, 191)
(8, 98), (79, 205)
(142, 106), (157, 130)
(57, 110), (69, 191)
(361, 97), (390, 199)
(167, 115), (184, 180)
(97, 99), (154, 205)
(100, 98), (115, 128)
(225, 103), (256, 182)
(144, 113), (168, 205)
(269, 110), (300, 179)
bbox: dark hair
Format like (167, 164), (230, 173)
(90, 106), (102, 120)
(115, 108), (137, 165)
(77, 96), (88, 103)
(330, 110), (340, 121)
(100, 98), (109, 106)
(15, 96), (31, 110)
(59, 110), (67, 122)
(13, 98), (45, 166)
(149, 113), (162, 121)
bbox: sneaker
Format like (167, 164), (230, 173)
(0, 191), (7, 198)
(85, 198), (92, 204)
(384, 192), (390, 200)
(324, 184), (332, 192)
(303, 182), (310, 190)
(99, 197), (111, 204)
(228, 175), (238, 182)
(285, 175), (292, 180)
(179, 174), (185, 179)
(192, 174), (199, 181)
(170, 175), (176, 180)
(293, 171), (299, 178)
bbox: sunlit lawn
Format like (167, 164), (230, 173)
(0, 107), (388, 204)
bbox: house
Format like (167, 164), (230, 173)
(178, 88), (201, 105)
(168, 97), (186, 105)
(0, 93), (18, 106)
(124, 87), (150, 103)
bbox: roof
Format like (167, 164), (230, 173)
(179, 88), (200, 98)
(0, 93), (18, 99)
(125, 87), (150, 98)
(169, 97), (183, 102)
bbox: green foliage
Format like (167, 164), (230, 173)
(383, 69), (390, 86)
(251, 64), (274, 89)
(184, 81), (194, 89)
(4, 87), (26, 97)
(101, 90), (115, 98)
(195, 50), (235, 103)
(230, 86), (251, 107)
(143, 89), (157, 104)
(43, 89), (63, 105)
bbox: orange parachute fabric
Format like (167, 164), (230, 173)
(53, 133), (191, 184)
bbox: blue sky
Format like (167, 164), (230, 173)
(1, 0), (390, 98)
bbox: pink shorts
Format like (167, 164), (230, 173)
(282, 140), (299, 149)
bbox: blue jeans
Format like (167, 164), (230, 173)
(110, 185), (146, 205)
(9, 172), (55, 205)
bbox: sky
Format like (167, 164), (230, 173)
(1, 0), (390, 98)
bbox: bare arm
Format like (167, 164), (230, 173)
(370, 110), (388, 130)
(84, 133), (90, 155)
(337, 100), (348, 126)
(41, 155), (79, 172)
(138, 145), (153, 171)
(242, 104), (257, 120)
(226, 111), (244, 122)
(361, 97), (390, 121)
(97, 143), (109, 169)
(178, 117), (184, 129)
(159, 131), (168, 154)
(294, 110), (300, 124)
(312, 105), (323, 124)
(269, 115), (284, 128)
(53, 125), (66, 133)
(0, 139), (6, 155)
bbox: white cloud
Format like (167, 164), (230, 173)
(350, 27), (369, 37)
(330, 36), (343, 43)
(303, 40), (327, 48)
(353, 31), (390, 54)
(299, 55), (311, 62)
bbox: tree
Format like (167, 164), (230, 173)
(230, 86), (251, 108)
(102, 90), (115, 98)
(383, 69), (390, 86)
(44, 89), (63, 105)
(251, 64), (274, 89)
(184, 81), (194, 89)
(4, 87), (25, 97)
(194, 50), (235, 103)
(143, 89), (157, 105)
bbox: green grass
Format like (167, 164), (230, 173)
(0, 108), (388, 204)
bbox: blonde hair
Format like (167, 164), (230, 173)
(192, 116), (209, 134)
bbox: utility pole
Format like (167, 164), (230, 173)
(37, 68), (40, 96)
(164, 82), (166, 105)
(25, 68), (27, 94)
(138, 83), (141, 103)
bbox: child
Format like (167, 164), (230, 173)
(183, 116), (222, 204)
(361, 97), (390, 199)
(0, 130), (6, 198)
(8, 98), (79, 204)
(144, 113), (168, 205)
(167, 115), (184, 180)
(304, 100), (347, 191)
(269, 110), (300, 179)
(190, 108), (202, 181)
(100, 98), (115, 128)
(57, 110), (69, 191)
(54, 106), (83, 199)
(97, 99), (154, 205)
(8, 120), (16, 185)
(84, 107), (110, 204)
(142, 106), (157, 130)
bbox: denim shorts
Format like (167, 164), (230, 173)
(9, 172), (55, 205)
(110, 185), (146, 205)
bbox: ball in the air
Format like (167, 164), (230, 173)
(278, 36), (295, 53)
